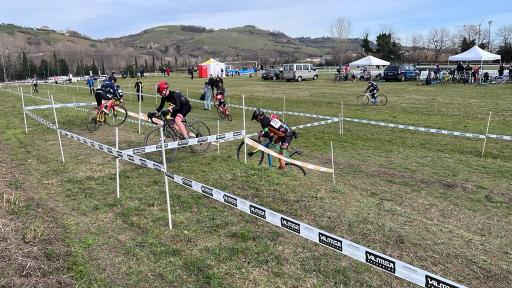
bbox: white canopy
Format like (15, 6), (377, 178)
(349, 55), (390, 67)
(199, 58), (226, 77)
(448, 45), (501, 61)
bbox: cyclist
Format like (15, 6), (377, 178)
(251, 108), (295, 170)
(31, 75), (38, 93)
(147, 80), (191, 139)
(215, 83), (227, 112)
(94, 75), (122, 113)
(87, 77), (95, 95)
(364, 80), (379, 105)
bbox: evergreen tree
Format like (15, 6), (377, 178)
(460, 37), (476, 52)
(101, 59), (106, 75)
(152, 55), (156, 72)
(21, 51), (30, 79)
(361, 33), (374, 54)
(376, 33), (402, 62)
(58, 59), (69, 75)
(52, 51), (59, 75)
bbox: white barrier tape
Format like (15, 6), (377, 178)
(124, 130), (246, 154)
(245, 137), (334, 173)
(25, 102), (96, 110)
(23, 109), (466, 288)
(24, 110), (57, 129)
(244, 119), (339, 138)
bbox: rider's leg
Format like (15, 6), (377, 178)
(174, 114), (189, 138)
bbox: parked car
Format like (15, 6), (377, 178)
(261, 69), (282, 80)
(383, 64), (418, 81)
(282, 63), (318, 82)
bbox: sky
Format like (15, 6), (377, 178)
(1, 0), (511, 43)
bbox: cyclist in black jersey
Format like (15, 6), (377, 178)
(252, 108), (294, 170)
(364, 80), (379, 105)
(148, 80), (191, 139)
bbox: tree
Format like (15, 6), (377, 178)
(426, 28), (450, 63)
(460, 37), (476, 52)
(330, 17), (352, 64)
(91, 58), (98, 75)
(376, 32), (402, 62)
(152, 55), (156, 72)
(52, 51), (58, 75)
(361, 33), (374, 54)
(58, 58), (69, 75)
(134, 57), (138, 77)
(21, 51), (30, 79)
(101, 59), (106, 75)
(496, 25), (512, 62)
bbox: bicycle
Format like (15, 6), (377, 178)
(236, 136), (306, 176)
(86, 98), (127, 132)
(214, 102), (233, 121)
(356, 91), (388, 106)
(144, 114), (211, 164)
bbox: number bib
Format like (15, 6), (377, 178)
(270, 118), (283, 129)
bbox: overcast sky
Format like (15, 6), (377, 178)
(1, 0), (511, 42)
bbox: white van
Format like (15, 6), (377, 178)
(282, 63), (319, 81)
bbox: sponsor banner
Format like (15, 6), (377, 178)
(25, 102), (95, 110)
(124, 130), (246, 154)
(244, 137), (334, 173)
(24, 110), (57, 129)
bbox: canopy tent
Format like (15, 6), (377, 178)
(197, 58), (226, 78)
(349, 55), (390, 67)
(448, 45), (501, 62)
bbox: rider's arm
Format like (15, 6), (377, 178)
(155, 96), (166, 113)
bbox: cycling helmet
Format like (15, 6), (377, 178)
(156, 81), (169, 94)
(108, 75), (117, 82)
(251, 108), (264, 120)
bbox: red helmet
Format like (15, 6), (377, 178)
(156, 81), (169, 94)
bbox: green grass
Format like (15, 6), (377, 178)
(1, 74), (511, 287)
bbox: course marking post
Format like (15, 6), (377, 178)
(341, 101), (344, 135)
(283, 95), (285, 121)
(330, 141), (335, 186)
(128, 81), (132, 101)
(481, 111), (492, 157)
(73, 97), (77, 111)
(138, 92), (142, 134)
(160, 127), (172, 229)
(217, 119), (220, 155)
(116, 127), (120, 199)
(21, 87), (28, 134)
(50, 95), (65, 163)
(242, 94), (247, 164)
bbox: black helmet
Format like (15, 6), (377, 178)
(251, 108), (264, 120)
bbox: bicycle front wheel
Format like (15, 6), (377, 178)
(187, 121), (211, 154)
(144, 126), (178, 165)
(217, 106), (226, 119)
(357, 95), (369, 105)
(105, 104), (127, 127)
(377, 94), (388, 106)
(236, 138), (264, 166)
(285, 163), (307, 176)
(86, 107), (101, 132)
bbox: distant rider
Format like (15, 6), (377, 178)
(364, 80), (379, 105)
(94, 75), (122, 112)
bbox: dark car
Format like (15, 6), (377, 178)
(261, 69), (282, 80)
(383, 64), (418, 82)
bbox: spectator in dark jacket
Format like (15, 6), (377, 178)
(207, 75), (215, 96)
(134, 77), (143, 102)
(498, 63), (504, 77)
(214, 75), (224, 93)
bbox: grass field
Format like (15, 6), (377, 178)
(1, 74), (511, 287)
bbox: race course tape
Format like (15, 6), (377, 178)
(124, 130), (246, 154)
(245, 137), (334, 173)
(25, 102), (96, 110)
(23, 109), (466, 288)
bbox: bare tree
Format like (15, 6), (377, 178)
(330, 17), (352, 65)
(496, 25), (512, 47)
(426, 28), (451, 63)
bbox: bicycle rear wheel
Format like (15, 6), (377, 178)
(285, 163), (306, 176)
(187, 121), (211, 154)
(376, 94), (388, 106)
(86, 107), (101, 132)
(144, 126), (178, 165)
(357, 95), (369, 105)
(217, 106), (226, 119)
(237, 138), (264, 165)
(105, 104), (127, 127)
(226, 108), (233, 121)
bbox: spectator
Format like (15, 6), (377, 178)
(473, 66), (480, 83)
(188, 66), (194, 80)
(508, 63), (512, 81)
(203, 81), (212, 110)
(425, 69), (432, 85)
(160, 66), (165, 76)
(433, 64), (440, 80)
(456, 62), (464, 76)
(207, 74), (215, 96)
(87, 77), (95, 95)
(498, 63), (504, 77)
(165, 67), (170, 77)
(139, 67), (145, 78)
(134, 77), (143, 102)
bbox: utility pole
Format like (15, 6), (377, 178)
(488, 20), (493, 50)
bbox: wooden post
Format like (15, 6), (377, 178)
(21, 87), (28, 134)
(50, 95), (65, 163)
(481, 112), (492, 157)
(217, 120), (220, 155)
(160, 127), (172, 229)
(242, 94), (247, 164)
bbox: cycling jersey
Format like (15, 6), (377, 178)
(365, 81), (379, 92)
(156, 90), (190, 113)
(99, 80), (121, 98)
(259, 115), (291, 138)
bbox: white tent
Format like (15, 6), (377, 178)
(448, 45), (501, 62)
(198, 58), (226, 78)
(349, 55), (390, 67)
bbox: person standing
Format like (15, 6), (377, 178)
(165, 67), (170, 77)
(188, 66), (194, 79)
(87, 77), (95, 95)
(134, 77), (143, 102)
(508, 63), (512, 81)
(207, 74), (215, 96)
(498, 63), (504, 77)
(203, 81), (212, 110)
(214, 75), (224, 94)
